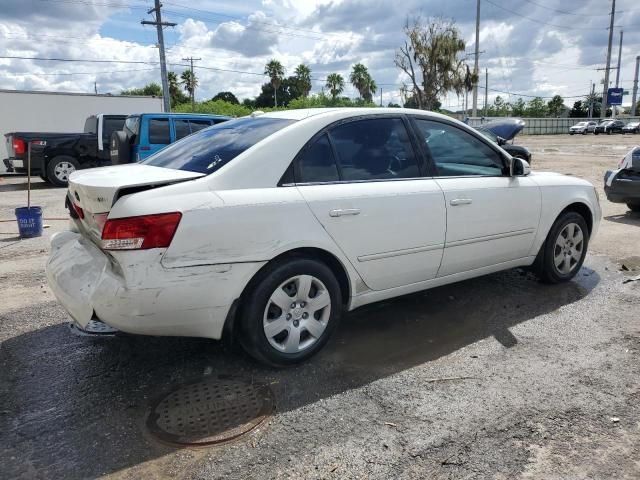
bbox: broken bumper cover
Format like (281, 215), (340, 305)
(45, 231), (264, 340)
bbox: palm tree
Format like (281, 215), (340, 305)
(325, 73), (345, 100)
(366, 79), (377, 103)
(293, 64), (312, 98)
(264, 59), (285, 107)
(350, 63), (374, 100)
(180, 69), (198, 109)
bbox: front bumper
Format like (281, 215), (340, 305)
(604, 169), (640, 204)
(45, 231), (264, 339)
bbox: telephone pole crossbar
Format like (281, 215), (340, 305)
(141, 0), (176, 113)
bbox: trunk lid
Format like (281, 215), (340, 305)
(67, 164), (204, 241)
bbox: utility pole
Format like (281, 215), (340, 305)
(472, 0), (481, 117)
(632, 56), (639, 117)
(182, 56), (201, 111)
(615, 30), (623, 87)
(600, 0), (616, 119)
(589, 82), (595, 118)
(484, 68), (488, 117)
(380, 87), (383, 107)
(94, 81), (97, 95)
(142, 0), (176, 113)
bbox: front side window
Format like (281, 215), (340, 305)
(148, 118), (170, 144)
(143, 117), (295, 174)
(414, 119), (505, 177)
(297, 133), (339, 183)
(329, 118), (420, 181)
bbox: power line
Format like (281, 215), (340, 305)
(520, 0), (615, 17)
(0, 67), (157, 76)
(484, 0), (609, 31)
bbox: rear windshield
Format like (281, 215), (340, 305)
(142, 117), (295, 174)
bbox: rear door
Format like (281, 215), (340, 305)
(295, 116), (446, 291)
(412, 118), (541, 277)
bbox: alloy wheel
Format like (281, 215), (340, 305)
(54, 161), (76, 182)
(553, 222), (584, 275)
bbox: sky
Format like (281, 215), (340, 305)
(1, 0), (639, 110)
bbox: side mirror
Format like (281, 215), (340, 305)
(511, 157), (531, 176)
(496, 136), (506, 146)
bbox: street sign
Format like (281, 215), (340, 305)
(607, 87), (624, 105)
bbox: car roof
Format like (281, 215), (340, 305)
(128, 113), (231, 119)
(259, 107), (456, 122)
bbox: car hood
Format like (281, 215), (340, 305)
(482, 118), (526, 141)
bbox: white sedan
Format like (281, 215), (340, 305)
(47, 108), (601, 366)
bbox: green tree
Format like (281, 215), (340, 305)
(180, 70), (198, 97)
(511, 98), (526, 116)
(212, 91), (239, 104)
(264, 59), (285, 107)
(349, 63), (376, 101)
(293, 64), (312, 98)
(121, 82), (162, 97)
(569, 100), (588, 118)
(395, 16), (476, 110)
(547, 95), (565, 117)
(526, 97), (547, 117)
(325, 73), (345, 100)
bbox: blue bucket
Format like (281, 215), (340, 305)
(15, 206), (44, 238)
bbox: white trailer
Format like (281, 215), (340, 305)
(0, 89), (163, 173)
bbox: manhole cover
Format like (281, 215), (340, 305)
(146, 379), (275, 446)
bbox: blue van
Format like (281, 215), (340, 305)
(110, 113), (230, 164)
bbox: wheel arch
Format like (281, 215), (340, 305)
(558, 201), (593, 236)
(222, 246), (355, 345)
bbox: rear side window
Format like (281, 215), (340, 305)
(189, 120), (212, 132)
(83, 117), (97, 134)
(142, 117), (295, 174)
(329, 118), (420, 181)
(174, 119), (191, 140)
(148, 118), (170, 144)
(297, 134), (339, 183)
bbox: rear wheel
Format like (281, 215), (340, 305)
(46, 155), (79, 187)
(627, 202), (640, 212)
(240, 258), (342, 367)
(535, 212), (589, 284)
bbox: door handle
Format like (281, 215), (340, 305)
(329, 208), (361, 217)
(450, 198), (473, 206)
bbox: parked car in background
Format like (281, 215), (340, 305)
(569, 121), (598, 135)
(110, 113), (230, 164)
(604, 146), (640, 212)
(475, 118), (532, 163)
(47, 108), (600, 366)
(594, 119), (625, 135)
(622, 121), (640, 134)
(4, 114), (126, 186)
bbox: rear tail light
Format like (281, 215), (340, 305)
(12, 138), (25, 155)
(101, 212), (182, 250)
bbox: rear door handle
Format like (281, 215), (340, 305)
(450, 198), (473, 206)
(329, 208), (361, 217)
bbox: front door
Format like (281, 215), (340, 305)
(412, 118), (541, 277)
(295, 117), (446, 291)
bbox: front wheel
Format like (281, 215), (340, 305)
(240, 258), (342, 366)
(534, 212), (589, 284)
(46, 156), (79, 187)
(628, 202), (640, 212)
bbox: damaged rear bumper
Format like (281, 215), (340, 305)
(46, 231), (265, 340)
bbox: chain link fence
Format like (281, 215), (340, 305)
(464, 117), (640, 135)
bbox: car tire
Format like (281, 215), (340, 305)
(534, 211), (589, 284)
(594, 131), (599, 135)
(46, 155), (79, 187)
(569, 132), (574, 135)
(582, 131), (587, 135)
(627, 202), (640, 212)
(239, 257), (342, 367)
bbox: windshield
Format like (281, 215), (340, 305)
(599, 120), (612, 125)
(575, 122), (587, 126)
(142, 117), (295, 174)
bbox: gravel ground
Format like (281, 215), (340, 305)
(1, 134), (639, 479)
